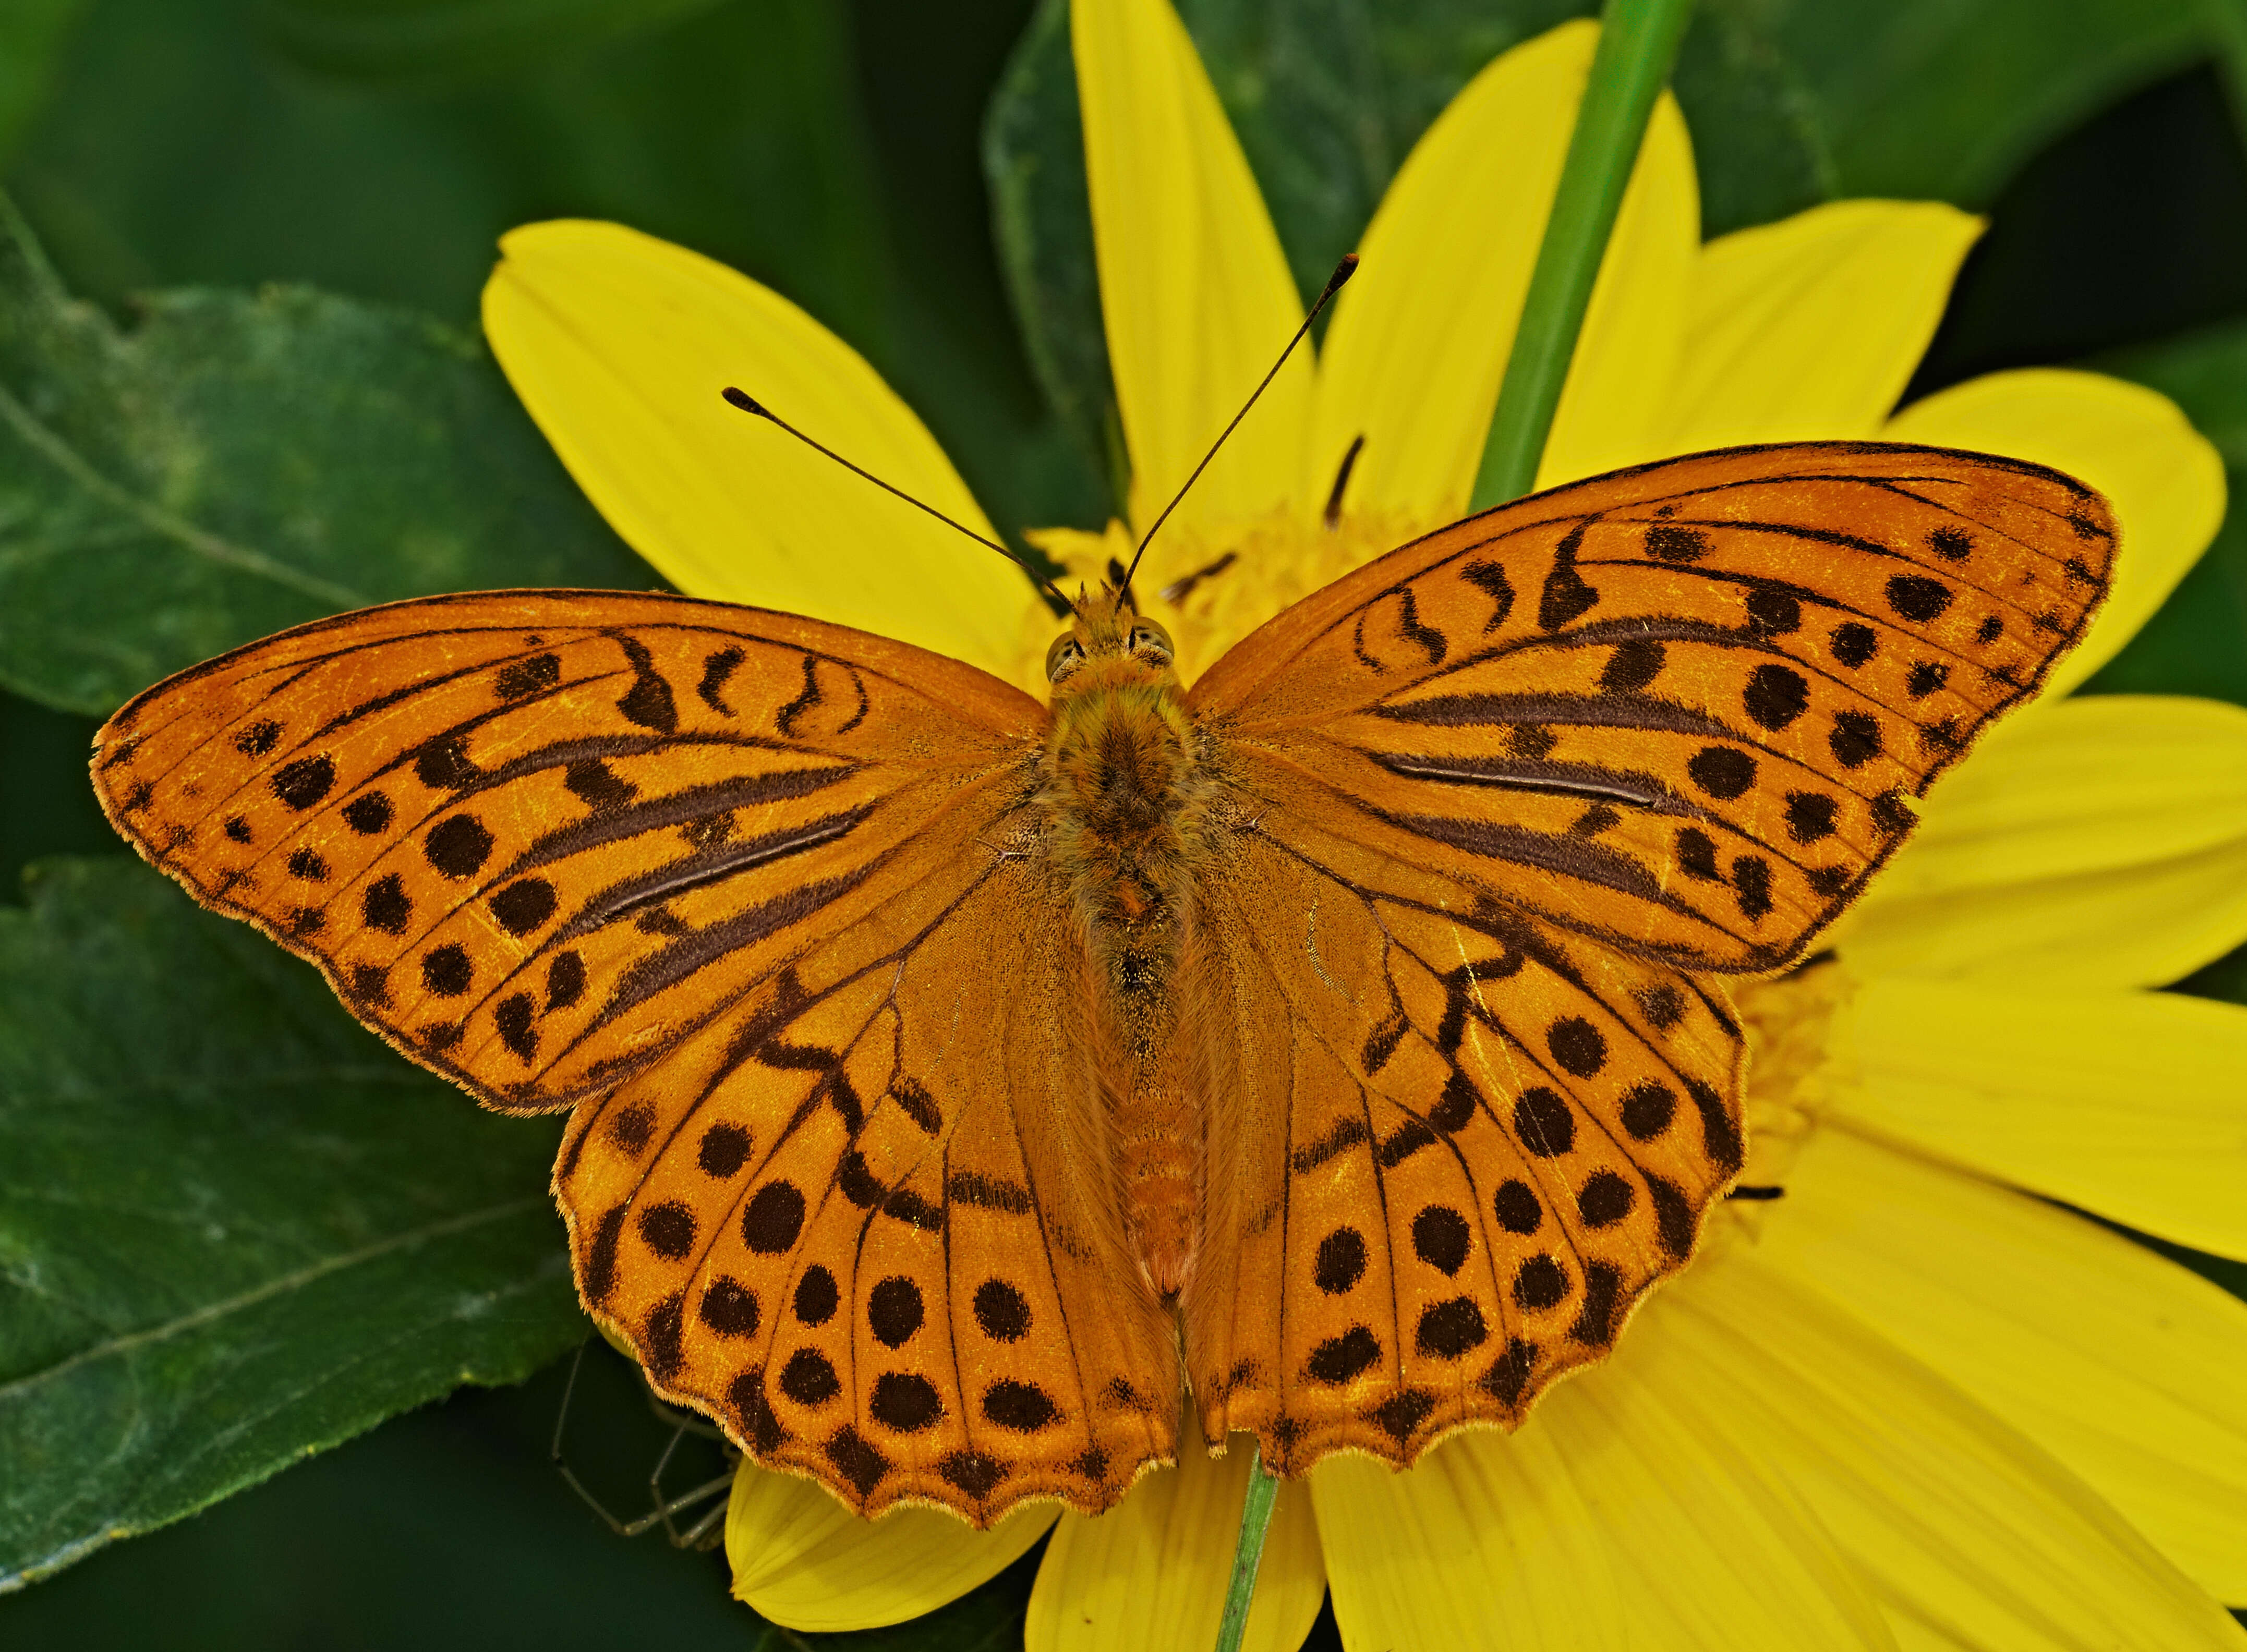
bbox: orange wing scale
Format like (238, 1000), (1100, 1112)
(1195, 443), (2116, 970)
(1181, 442), (2112, 1473)
(90, 444), (2115, 1524)
(92, 590), (1176, 1523)
(1179, 827), (1743, 1471)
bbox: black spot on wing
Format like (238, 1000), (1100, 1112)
(1598, 637), (1664, 693)
(1538, 525), (1599, 629)
(775, 654), (823, 736)
(698, 647), (745, 715)
(613, 636), (678, 733)
(415, 733), (479, 791)
(1886, 575), (1952, 624)
(495, 652), (561, 701)
(1644, 523), (1708, 564)
(1391, 586), (1447, 664)
(1460, 560), (1515, 630)
(272, 756), (335, 811)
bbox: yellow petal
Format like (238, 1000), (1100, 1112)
(1759, 1126), (2247, 1602)
(483, 220), (1044, 681)
(1830, 977), (2247, 1262)
(1532, 90), (1699, 490)
(1663, 1252), (2242, 1649)
(1661, 200), (1982, 454)
(1072, 0), (1310, 537)
(725, 1463), (1055, 1631)
(1841, 695), (2247, 987)
(1882, 369), (2226, 698)
(1314, 1301), (1901, 1652)
(1307, 21), (1598, 525)
(1311, 1410), (1627, 1651)
(1026, 1444), (1324, 1652)
(1519, 1346), (1895, 1648)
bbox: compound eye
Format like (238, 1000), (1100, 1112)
(1045, 634), (1085, 682)
(1129, 619), (1174, 662)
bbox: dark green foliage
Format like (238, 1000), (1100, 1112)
(0, 195), (645, 715)
(2089, 320), (2247, 706)
(261, 0), (731, 83)
(0, 859), (584, 1588)
(0, 0), (2240, 1642)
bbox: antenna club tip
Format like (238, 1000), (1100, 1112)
(721, 386), (767, 416)
(1326, 253), (1360, 293)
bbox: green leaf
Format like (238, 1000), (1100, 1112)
(2098, 317), (2247, 470)
(0, 1359), (753, 1642)
(2172, 938), (2247, 1007)
(985, 0), (1121, 513)
(1765, 0), (2211, 205)
(2082, 319), (2247, 708)
(0, 193), (646, 718)
(260, 0), (727, 84)
(0, 857), (583, 1591)
(0, 0), (88, 163)
(0, 691), (118, 899)
(1669, 3), (1836, 237)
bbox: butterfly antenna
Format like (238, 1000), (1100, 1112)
(721, 387), (1070, 611)
(1119, 252), (1359, 602)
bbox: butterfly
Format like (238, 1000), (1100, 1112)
(90, 439), (2112, 1526)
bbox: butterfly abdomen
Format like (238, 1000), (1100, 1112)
(1040, 651), (1225, 1299)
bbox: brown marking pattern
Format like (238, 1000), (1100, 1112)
(89, 444), (2113, 1522)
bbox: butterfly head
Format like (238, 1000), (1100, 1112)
(1044, 586), (1178, 702)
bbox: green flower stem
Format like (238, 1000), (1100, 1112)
(1214, 1447), (1282, 1652)
(1210, 13), (1695, 1642)
(1470, 0), (1696, 509)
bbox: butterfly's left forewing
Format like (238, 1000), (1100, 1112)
(93, 591), (1179, 1524)
(92, 590), (1044, 1113)
(1183, 441), (2114, 1469)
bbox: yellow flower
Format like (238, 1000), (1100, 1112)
(481, 3), (2247, 1646)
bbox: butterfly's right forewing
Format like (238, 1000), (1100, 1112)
(1193, 442), (2117, 973)
(93, 590), (1041, 1113)
(1183, 441), (2115, 1476)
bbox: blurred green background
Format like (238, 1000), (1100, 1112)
(2, 0), (2244, 1646)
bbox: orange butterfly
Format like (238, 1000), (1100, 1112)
(90, 440), (2111, 1525)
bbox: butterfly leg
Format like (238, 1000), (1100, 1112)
(550, 1338), (736, 1548)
